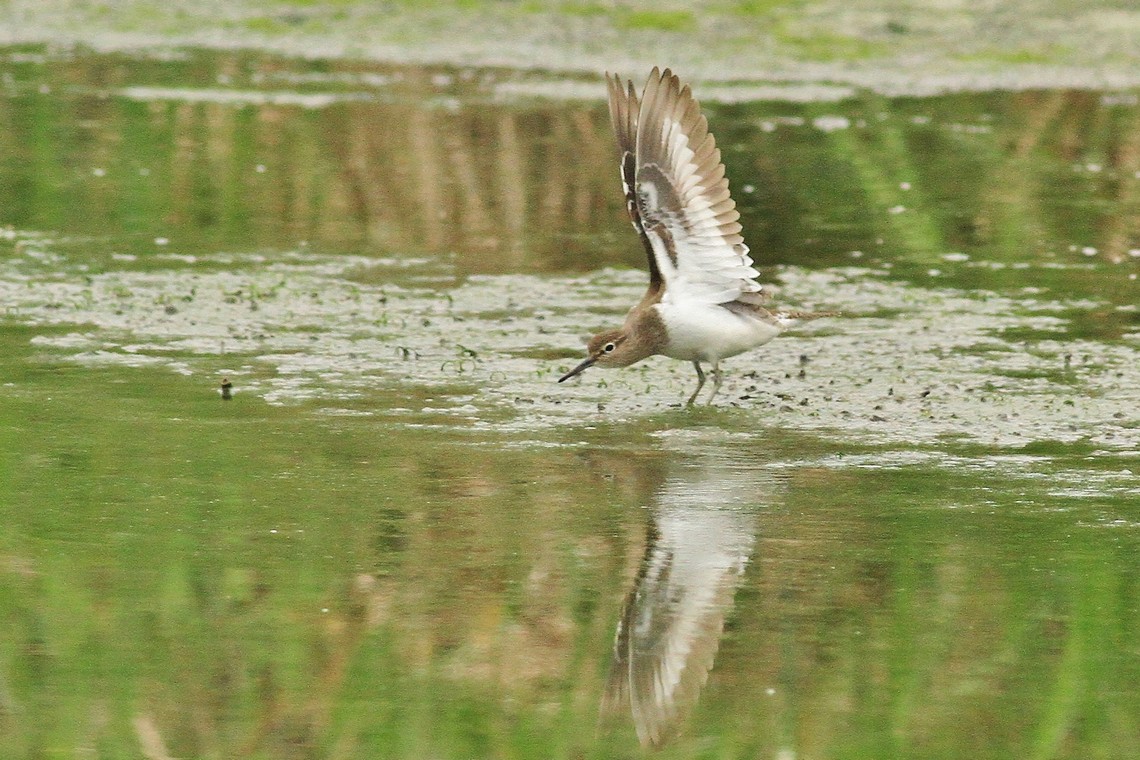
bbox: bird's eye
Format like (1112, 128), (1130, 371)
(603, 342), (616, 353)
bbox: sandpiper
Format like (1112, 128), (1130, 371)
(559, 67), (833, 405)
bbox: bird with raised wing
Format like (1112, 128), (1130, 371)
(558, 68), (834, 405)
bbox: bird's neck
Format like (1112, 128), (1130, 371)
(622, 305), (669, 364)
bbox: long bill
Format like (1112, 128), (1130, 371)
(558, 356), (595, 382)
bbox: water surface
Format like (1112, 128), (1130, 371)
(1, 47), (1137, 758)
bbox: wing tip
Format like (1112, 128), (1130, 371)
(617, 66), (759, 299)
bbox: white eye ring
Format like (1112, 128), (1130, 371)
(603, 342), (616, 352)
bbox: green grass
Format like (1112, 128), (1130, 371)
(615, 9), (697, 32)
(778, 30), (893, 61)
(959, 44), (1076, 65)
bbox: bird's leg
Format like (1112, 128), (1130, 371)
(707, 362), (723, 405)
(686, 361), (706, 406)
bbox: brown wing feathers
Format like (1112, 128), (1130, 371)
(628, 69), (745, 249)
(608, 67), (756, 305)
(607, 72), (664, 289)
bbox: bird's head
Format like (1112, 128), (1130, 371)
(557, 328), (644, 382)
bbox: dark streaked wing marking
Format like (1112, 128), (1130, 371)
(606, 72), (662, 291)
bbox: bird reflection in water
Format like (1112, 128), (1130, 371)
(600, 457), (764, 747)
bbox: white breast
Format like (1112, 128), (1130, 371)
(653, 302), (781, 363)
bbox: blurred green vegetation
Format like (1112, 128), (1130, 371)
(1, 48), (1136, 303)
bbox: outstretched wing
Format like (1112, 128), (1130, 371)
(607, 72), (662, 293)
(611, 67), (762, 306)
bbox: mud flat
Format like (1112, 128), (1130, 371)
(4, 1), (1140, 95)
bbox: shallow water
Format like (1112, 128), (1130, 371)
(1, 47), (1138, 758)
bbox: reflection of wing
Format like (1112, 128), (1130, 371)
(601, 467), (759, 748)
(609, 67), (763, 307)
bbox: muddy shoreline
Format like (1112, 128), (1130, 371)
(3, 1), (1140, 96)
